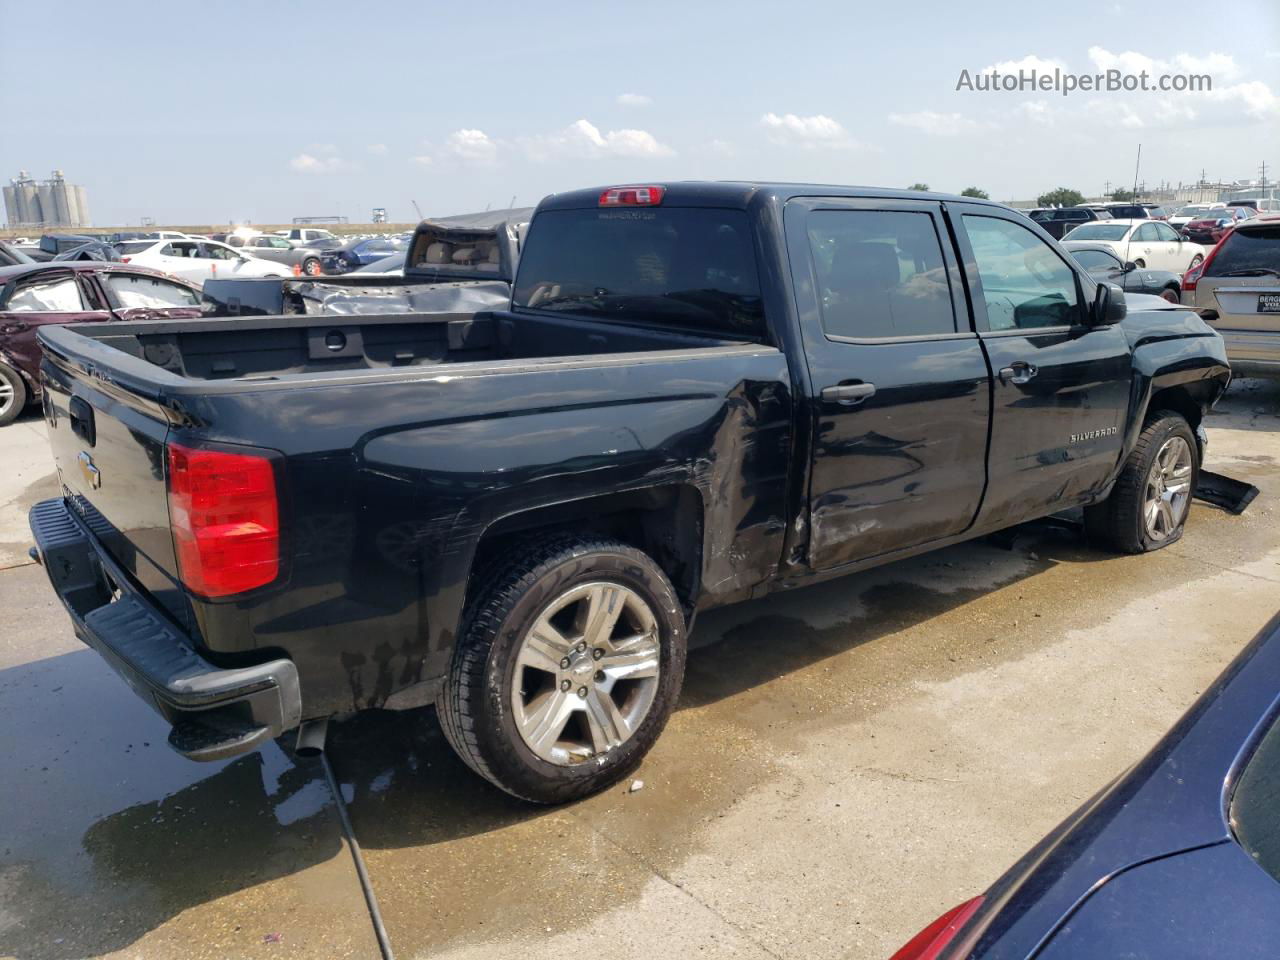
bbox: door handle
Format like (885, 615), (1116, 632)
(999, 362), (1038, 385)
(821, 382), (876, 405)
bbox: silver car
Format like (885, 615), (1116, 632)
(1183, 216), (1280, 378)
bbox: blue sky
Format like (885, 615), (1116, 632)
(3, 0), (1277, 226)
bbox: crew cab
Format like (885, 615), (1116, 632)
(29, 183), (1230, 804)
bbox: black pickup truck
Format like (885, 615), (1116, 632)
(29, 183), (1230, 803)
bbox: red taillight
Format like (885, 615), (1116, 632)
(599, 185), (665, 207)
(167, 442), (279, 598)
(121, 256), (131, 263)
(888, 896), (985, 960)
(1182, 230), (1228, 293)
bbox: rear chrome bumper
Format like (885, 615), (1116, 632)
(1220, 330), (1280, 379)
(28, 498), (301, 761)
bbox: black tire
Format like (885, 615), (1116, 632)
(437, 535), (687, 803)
(302, 257), (322, 276)
(1159, 285), (1180, 303)
(0, 363), (27, 427)
(1084, 410), (1199, 554)
(1189, 254), (1204, 268)
(1134, 258), (1146, 268)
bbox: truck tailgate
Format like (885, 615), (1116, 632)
(39, 345), (191, 631)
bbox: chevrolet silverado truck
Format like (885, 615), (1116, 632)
(29, 183), (1230, 803)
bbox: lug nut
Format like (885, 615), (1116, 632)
(595, 671), (605, 683)
(577, 686), (588, 698)
(576, 641), (587, 652)
(560, 679), (571, 691)
(560, 657), (571, 669)
(592, 648), (604, 660)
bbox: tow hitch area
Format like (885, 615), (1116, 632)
(1194, 470), (1260, 516)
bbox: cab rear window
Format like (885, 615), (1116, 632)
(512, 207), (764, 338)
(1231, 710), (1280, 885)
(1206, 226), (1280, 277)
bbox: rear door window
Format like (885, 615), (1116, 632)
(805, 209), (956, 339)
(513, 207), (764, 337)
(1206, 225), (1280, 277)
(104, 273), (200, 309)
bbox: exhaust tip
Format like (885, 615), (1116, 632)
(295, 717), (329, 757)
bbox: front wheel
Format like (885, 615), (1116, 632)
(437, 536), (687, 803)
(1160, 286), (1180, 303)
(1188, 254), (1204, 269)
(1084, 411), (1198, 553)
(303, 257), (323, 276)
(0, 363), (27, 426)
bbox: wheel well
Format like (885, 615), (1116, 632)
(1148, 385), (1204, 431)
(468, 485), (704, 616)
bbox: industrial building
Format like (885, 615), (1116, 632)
(3, 170), (90, 228)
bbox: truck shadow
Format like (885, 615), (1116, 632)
(0, 515), (1233, 958)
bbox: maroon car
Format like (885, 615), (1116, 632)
(1183, 206), (1256, 245)
(0, 262), (202, 425)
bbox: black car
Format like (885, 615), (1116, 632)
(1067, 244), (1182, 301)
(889, 611), (1280, 959)
(29, 182), (1230, 803)
(1030, 206), (1112, 239)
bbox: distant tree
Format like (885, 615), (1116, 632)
(1037, 187), (1086, 207)
(1109, 187), (1134, 202)
(908, 182), (931, 192)
(960, 187), (990, 199)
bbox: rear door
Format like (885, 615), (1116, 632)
(785, 197), (993, 569)
(951, 204), (1131, 529)
(97, 270), (203, 321)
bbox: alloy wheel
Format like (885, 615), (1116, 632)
(1144, 436), (1193, 541)
(510, 581), (661, 765)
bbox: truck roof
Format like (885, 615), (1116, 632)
(536, 181), (1011, 212)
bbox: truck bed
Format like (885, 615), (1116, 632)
(54, 310), (750, 384)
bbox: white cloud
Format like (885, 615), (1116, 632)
(445, 128), (500, 165)
(520, 119), (675, 160)
(705, 138), (736, 156)
(290, 152), (347, 174)
(888, 110), (984, 136)
(983, 54), (1067, 75)
(760, 112), (857, 149)
(1017, 100), (1055, 125)
(410, 155), (433, 166)
(617, 93), (652, 106)
(366, 143), (388, 155)
(1087, 46), (1277, 122)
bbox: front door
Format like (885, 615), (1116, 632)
(952, 205), (1131, 529)
(786, 197), (993, 570)
(0, 271), (111, 392)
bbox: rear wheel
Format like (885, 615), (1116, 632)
(1134, 258), (1146, 268)
(1084, 411), (1198, 553)
(302, 257), (322, 276)
(0, 363), (27, 426)
(437, 535), (687, 803)
(1189, 254), (1204, 268)
(1159, 286), (1180, 303)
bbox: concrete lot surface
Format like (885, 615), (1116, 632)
(0, 380), (1277, 960)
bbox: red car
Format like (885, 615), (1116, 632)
(1182, 206), (1256, 245)
(0, 262), (202, 425)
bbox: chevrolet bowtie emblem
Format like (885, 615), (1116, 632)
(77, 451), (101, 490)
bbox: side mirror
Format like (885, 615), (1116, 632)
(1121, 261), (1138, 274)
(1092, 281), (1126, 326)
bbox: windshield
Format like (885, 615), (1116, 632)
(1175, 206), (1212, 217)
(1206, 225), (1280, 276)
(1230, 710), (1280, 885)
(1065, 224), (1131, 241)
(513, 206), (764, 338)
